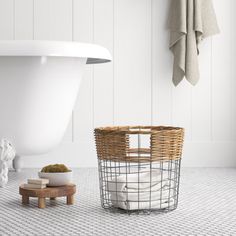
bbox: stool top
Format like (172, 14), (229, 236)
(19, 184), (76, 198)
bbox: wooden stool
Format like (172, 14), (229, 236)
(19, 184), (76, 209)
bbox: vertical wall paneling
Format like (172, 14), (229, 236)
(231, 0), (236, 141)
(152, 0), (173, 126)
(172, 82), (192, 140)
(34, 0), (50, 40)
(191, 39), (212, 141)
(93, 0), (114, 127)
(34, 0), (73, 142)
(0, 0), (14, 40)
(0, 0), (235, 167)
(73, 0), (94, 141)
(114, 0), (151, 126)
(14, 0), (33, 40)
(72, 0), (96, 166)
(212, 0), (232, 141)
(34, 0), (72, 41)
(146, 0), (152, 125)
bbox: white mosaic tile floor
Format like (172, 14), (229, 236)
(0, 168), (236, 236)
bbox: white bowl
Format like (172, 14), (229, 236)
(38, 171), (73, 186)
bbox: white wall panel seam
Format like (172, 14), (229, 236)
(72, 0), (74, 142)
(113, 0), (115, 126)
(13, 0), (15, 40)
(230, 0), (233, 140)
(92, 0), (95, 130)
(150, 0), (153, 126)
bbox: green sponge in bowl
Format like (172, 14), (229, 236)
(41, 164), (71, 173)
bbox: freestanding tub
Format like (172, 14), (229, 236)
(0, 40), (111, 173)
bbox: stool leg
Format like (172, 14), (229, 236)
(38, 197), (46, 209)
(67, 195), (74, 205)
(22, 195), (29, 205)
(50, 197), (56, 200)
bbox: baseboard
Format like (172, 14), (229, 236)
(182, 141), (236, 167)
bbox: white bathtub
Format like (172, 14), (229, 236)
(0, 40), (111, 156)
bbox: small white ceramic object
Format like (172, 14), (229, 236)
(0, 139), (16, 187)
(38, 171), (73, 186)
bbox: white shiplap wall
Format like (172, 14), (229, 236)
(0, 0), (235, 167)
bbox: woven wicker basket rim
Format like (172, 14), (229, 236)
(94, 125), (184, 135)
(94, 125), (184, 162)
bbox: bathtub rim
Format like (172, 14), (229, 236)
(0, 40), (112, 64)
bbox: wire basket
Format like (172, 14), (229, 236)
(94, 126), (184, 214)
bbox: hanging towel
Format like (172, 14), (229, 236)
(168, 0), (220, 86)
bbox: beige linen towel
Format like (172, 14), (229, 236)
(169, 0), (220, 86)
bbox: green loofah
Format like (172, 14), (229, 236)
(41, 164), (71, 173)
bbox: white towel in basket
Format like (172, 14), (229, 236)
(107, 170), (168, 192)
(110, 181), (174, 202)
(107, 170), (175, 210)
(113, 198), (175, 211)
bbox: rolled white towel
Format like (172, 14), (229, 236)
(110, 182), (174, 202)
(112, 197), (175, 211)
(107, 170), (176, 210)
(107, 170), (169, 193)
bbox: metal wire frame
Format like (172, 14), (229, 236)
(98, 158), (181, 215)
